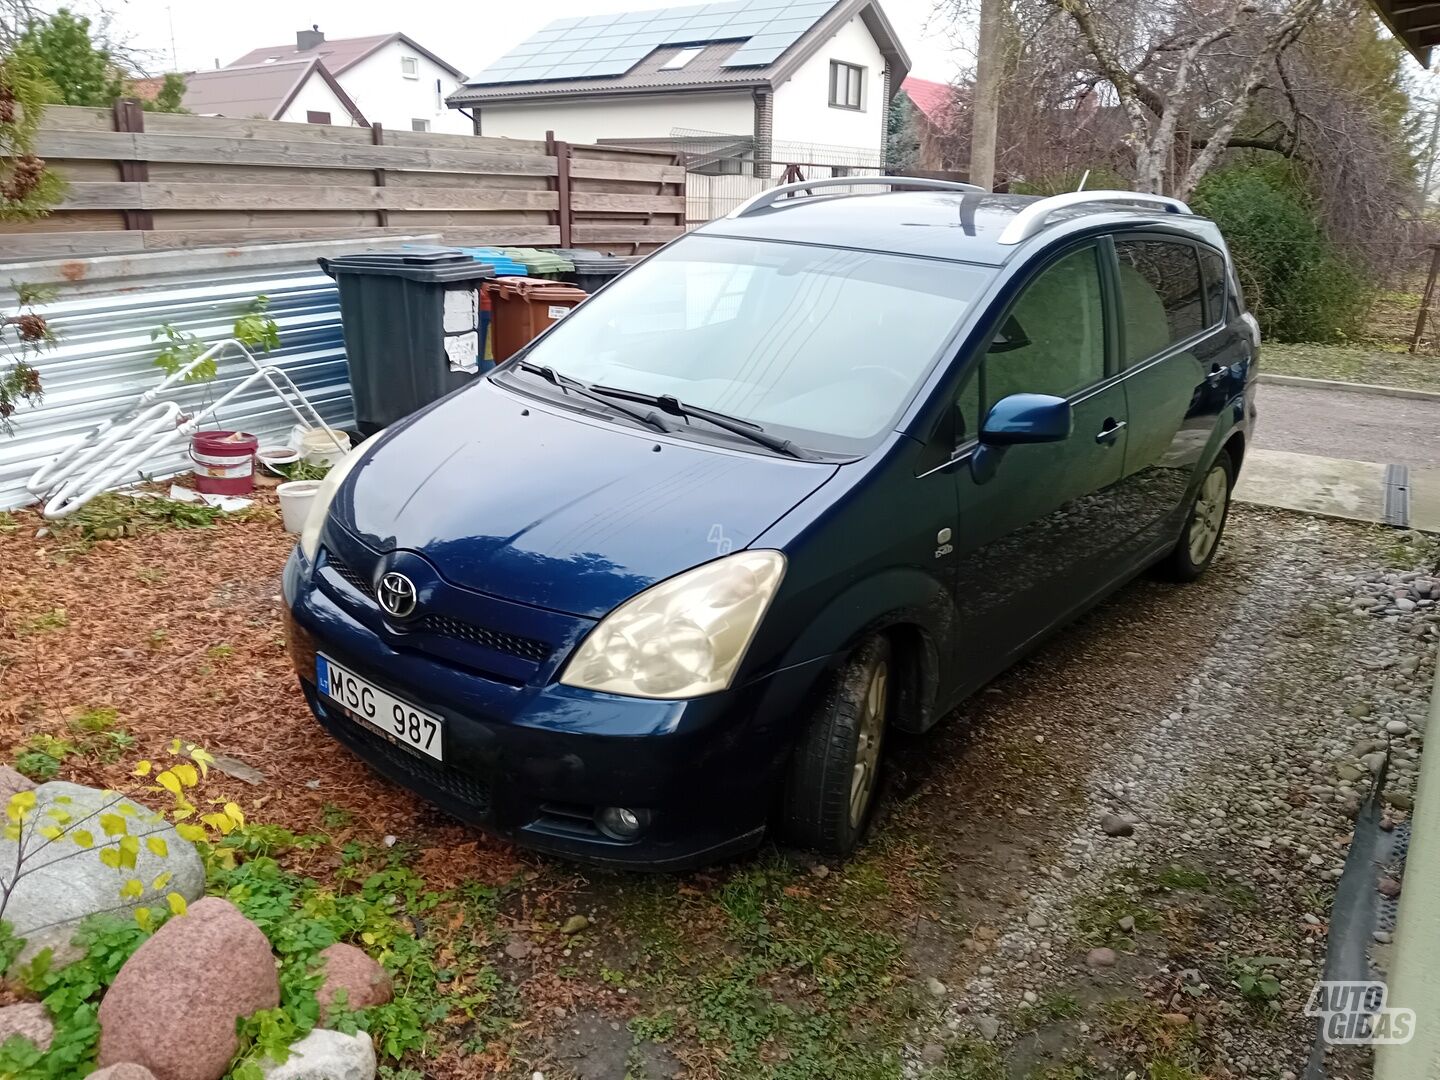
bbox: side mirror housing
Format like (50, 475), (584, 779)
(979, 393), (1073, 446)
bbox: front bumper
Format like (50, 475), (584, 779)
(283, 548), (828, 870)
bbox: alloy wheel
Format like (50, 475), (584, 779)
(849, 658), (888, 828)
(1187, 464), (1229, 565)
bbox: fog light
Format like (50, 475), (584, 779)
(596, 806), (648, 841)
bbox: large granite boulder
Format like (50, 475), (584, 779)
(260, 1029), (376, 1080)
(0, 1002), (52, 1051)
(0, 781), (204, 965)
(314, 943), (392, 1019)
(97, 897), (279, 1080)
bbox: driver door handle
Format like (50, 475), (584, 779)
(1095, 419), (1127, 444)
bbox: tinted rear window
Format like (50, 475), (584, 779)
(1198, 247), (1227, 326)
(1115, 240), (1206, 364)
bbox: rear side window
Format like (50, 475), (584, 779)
(1198, 247), (1227, 325)
(1114, 240), (1205, 365)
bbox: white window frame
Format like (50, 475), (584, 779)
(829, 60), (864, 111)
(661, 46), (706, 70)
(411, 118), (430, 132)
(400, 55), (420, 79)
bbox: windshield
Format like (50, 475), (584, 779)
(502, 235), (993, 455)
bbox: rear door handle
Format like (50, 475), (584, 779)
(1095, 419), (1126, 444)
(1206, 365), (1228, 386)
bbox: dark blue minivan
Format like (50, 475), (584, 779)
(284, 181), (1257, 869)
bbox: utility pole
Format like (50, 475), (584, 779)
(969, 0), (1004, 191)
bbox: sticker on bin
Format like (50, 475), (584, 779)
(443, 288), (479, 333)
(445, 331), (480, 373)
(548, 305), (571, 320)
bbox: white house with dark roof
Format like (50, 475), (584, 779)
(447, 0), (911, 178)
(226, 27), (472, 134)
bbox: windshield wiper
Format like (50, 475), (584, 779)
(587, 386), (811, 459)
(508, 362), (673, 434)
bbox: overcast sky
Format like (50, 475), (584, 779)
(60, 0), (970, 83)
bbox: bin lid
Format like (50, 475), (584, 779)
(484, 276), (588, 301)
(455, 246), (528, 276)
(499, 247), (575, 274)
(320, 247), (496, 282)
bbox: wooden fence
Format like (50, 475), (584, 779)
(2, 103), (687, 260)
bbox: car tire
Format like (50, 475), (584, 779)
(779, 635), (892, 857)
(1159, 450), (1235, 582)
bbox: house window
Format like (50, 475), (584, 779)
(411, 118), (430, 132)
(829, 61), (863, 110)
(401, 55), (419, 79)
(306, 110), (331, 125)
(661, 46), (706, 70)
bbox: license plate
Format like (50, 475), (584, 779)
(317, 655), (443, 761)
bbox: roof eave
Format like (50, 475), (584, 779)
(446, 80), (768, 108)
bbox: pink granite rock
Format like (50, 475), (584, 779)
(97, 897), (279, 1080)
(315, 942), (393, 1018)
(0, 766), (35, 806)
(87, 1065), (159, 1080)
(0, 1002), (52, 1051)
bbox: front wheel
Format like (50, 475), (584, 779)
(779, 635), (891, 857)
(1159, 452), (1234, 582)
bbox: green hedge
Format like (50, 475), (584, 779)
(1191, 163), (1369, 343)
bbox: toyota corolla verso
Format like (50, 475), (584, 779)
(283, 181), (1258, 869)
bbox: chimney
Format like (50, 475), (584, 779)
(296, 25), (324, 51)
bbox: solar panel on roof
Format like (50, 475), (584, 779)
(466, 0), (838, 85)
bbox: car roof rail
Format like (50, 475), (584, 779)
(996, 191), (1193, 245)
(727, 175), (986, 218)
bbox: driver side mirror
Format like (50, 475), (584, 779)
(979, 393), (1073, 446)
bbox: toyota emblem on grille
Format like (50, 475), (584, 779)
(377, 572), (418, 618)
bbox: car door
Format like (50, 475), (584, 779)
(946, 242), (1131, 679)
(1111, 236), (1239, 552)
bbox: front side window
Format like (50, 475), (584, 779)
(830, 61), (863, 109)
(1115, 239), (1205, 365)
(501, 235), (992, 455)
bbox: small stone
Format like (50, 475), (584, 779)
(209, 753), (266, 786)
(1026, 911), (1046, 928)
(1086, 947), (1117, 968)
(1117, 916), (1136, 934)
(1022, 990), (1038, 1004)
(504, 940), (533, 960)
(810, 864), (830, 879)
(0, 1003), (52, 1052)
(260, 1029), (376, 1080)
(1362, 752), (1387, 776)
(920, 1042), (946, 1065)
(1374, 930), (1393, 944)
(978, 964), (994, 975)
(87, 1067), (158, 1080)
(561, 915), (590, 935)
(1384, 792), (1414, 811)
(925, 976), (947, 998)
(315, 943), (392, 1018)
(0, 766), (34, 805)
(1337, 764), (1364, 782)
(1387, 721), (1410, 736)
(1378, 877), (1402, 898)
(974, 1015), (1000, 1040)
(1349, 702), (1374, 718)
(381, 835), (397, 848)
(1100, 813), (1134, 837)
(1162, 1012), (1192, 1026)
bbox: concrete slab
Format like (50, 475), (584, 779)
(1235, 448), (1391, 525)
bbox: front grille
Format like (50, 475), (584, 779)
(324, 552), (551, 665)
(338, 711), (492, 816)
(328, 557), (375, 599)
(413, 615), (551, 663)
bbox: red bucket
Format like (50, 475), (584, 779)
(190, 430), (258, 496)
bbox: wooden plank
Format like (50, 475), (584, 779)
(57, 182), (562, 212)
(143, 162), (362, 186)
(136, 225), (562, 249)
(1, 232), (147, 257)
(571, 193), (687, 213)
(569, 158), (687, 184)
(570, 224), (686, 244)
(35, 105), (114, 132)
(4, 210), (125, 232)
(142, 112), (375, 143)
(34, 131), (561, 177)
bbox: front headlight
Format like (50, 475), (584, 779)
(298, 443), (367, 562)
(559, 550), (786, 699)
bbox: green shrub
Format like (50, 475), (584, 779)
(1192, 163), (1369, 343)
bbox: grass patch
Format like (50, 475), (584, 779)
(933, 1036), (1006, 1079)
(1262, 343), (1440, 394)
(53, 492), (222, 546)
(14, 707), (136, 779)
(0, 511), (16, 534)
(17, 608), (68, 636)
(1013, 991), (1083, 1032)
(1071, 885), (1160, 948)
(1097, 1000), (1202, 1078)
(1151, 864), (1211, 891)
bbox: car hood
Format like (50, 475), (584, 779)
(333, 381), (837, 618)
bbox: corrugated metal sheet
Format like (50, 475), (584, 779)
(0, 237), (434, 511)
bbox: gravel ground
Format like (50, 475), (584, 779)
(1253, 382), (1440, 469)
(889, 509), (1438, 1079)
